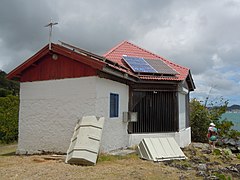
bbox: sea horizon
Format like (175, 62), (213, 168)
(221, 112), (240, 131)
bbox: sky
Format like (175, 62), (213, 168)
(0, 0), (240, 106)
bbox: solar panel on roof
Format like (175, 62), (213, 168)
(122, 56), (157, 73)
(123, 56), (179, 75)
(145, 59), (178, 75)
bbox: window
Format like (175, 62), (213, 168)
(110, 93), (119, 118)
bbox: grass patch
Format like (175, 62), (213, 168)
(0, 143), (17, 156)
(213, 148), (221, 155)
(98, 153), (138, 163)
(213, 172), (232, 180)
(237, 154), (240, 159)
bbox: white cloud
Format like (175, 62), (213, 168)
(0, 0), (239, 105)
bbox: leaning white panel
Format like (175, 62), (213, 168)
(137, 137), (186, 162)
(65, 116), (105, 165)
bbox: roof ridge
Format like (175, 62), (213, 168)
(103, 40), (129, 57)
(126, 41), (189, 70)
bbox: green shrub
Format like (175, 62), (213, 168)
(190, 99), (211, 142)
(0, 95), (19, 143)
(190, 98), (229, 142)
(0, 88), (12, 97)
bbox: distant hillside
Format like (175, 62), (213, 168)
(0, 70), (19, 97)
(227, 104), (240, 111)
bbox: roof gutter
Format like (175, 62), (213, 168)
(102, 66), (138, 82)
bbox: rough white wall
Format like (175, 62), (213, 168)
(95, 78), (129, 152)
(18, 75), (189, 154)
(129, 127), (191, 148)
(17, 76), (129, 154)
(18, 77), (98, 154)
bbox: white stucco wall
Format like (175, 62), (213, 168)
(18, 77), (98, 154)
(18, 75), (190, 154)
(95, 78), (129, 152)
(17, 76), (129, 154)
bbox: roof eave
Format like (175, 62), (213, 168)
(102, 66), (138, 82)
(7, 43), (107, 81)
(7, 44), (49, 80)
(186, 70), (196, 91)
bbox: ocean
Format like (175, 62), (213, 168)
(221, 112), (240, 131)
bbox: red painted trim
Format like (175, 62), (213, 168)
(52, 45), (105, 70)
(7, 45), (49, 79)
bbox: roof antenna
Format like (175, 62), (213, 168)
(44, 19), (58, 50)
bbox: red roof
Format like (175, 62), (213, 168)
(103, 40), (189, 81)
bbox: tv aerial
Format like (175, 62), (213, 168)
(45, 19), (58, 50)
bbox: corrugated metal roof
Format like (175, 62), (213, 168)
(137, 137), (186, 162)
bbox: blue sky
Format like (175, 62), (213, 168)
(0, 0), (239, 106)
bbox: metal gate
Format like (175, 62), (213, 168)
(128, 91), (178, 133)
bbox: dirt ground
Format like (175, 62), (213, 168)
(0, 143), (239, 180)
(0, 154), (197, 180)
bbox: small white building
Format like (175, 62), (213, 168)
(7, 41), (195, 154)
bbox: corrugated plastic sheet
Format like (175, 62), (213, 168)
(137, 137), (186, 162)
(65, 116), (105, 165)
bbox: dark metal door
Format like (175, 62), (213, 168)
(128, 91), (178, 133)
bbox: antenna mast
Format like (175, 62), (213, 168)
(45, 19), (58, 50)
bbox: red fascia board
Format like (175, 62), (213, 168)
(7, 45), (49, 79)
(52, 45), (106, 70)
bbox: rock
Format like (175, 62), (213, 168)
(221, 137), (229, 144)
(192, 143), (209, 150)
(202, 156), (210, 162)
(191, 157), (203, 164)
(207, 161), (220, 166)
(197, 164), (207, 171)
(190, 149), (197, 156)
(227, 138), (236, 146)
(229, 146), (238, 153)
(206, 175), (219, 180)
(179, 175), (186, 180)
(236, 164), (240, 172)
(201, 149), (212, 154)
(221, 164), (240, 177)
(196, 171), (208, 177)
(218, 138), (240, 153)
(226, 165), (239, 173)
(236, 140), (240, 145)
(236, 141), (240, 151)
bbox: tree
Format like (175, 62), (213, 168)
(0, 70), (20, 143)
(0, 70), (19, 96)
(190, 97), (229, 142)
(0, 95), (19, 143)
(190, 99), (210, 142)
